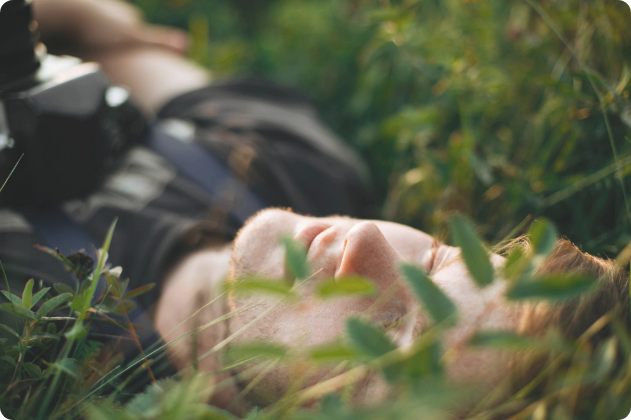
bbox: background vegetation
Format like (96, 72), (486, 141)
(133, 0), (631, 256)
(2, 0), (631, 419)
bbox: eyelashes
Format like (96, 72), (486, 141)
(377, 317), (404, 332)
(425, 238), (442, 273)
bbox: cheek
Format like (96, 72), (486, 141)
(235, 245), (286, 279)
(230, 296), (373, 347)
(226, 298), (370, 406)
(231, 209), (300, 277)
(444, 348), (514, 390)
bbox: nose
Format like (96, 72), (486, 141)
(336, 221), (402, 291)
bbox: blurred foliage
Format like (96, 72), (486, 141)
(132, 0), (631, 256)
(4, 0), (631, 419)
(80, 219), (631, 419)
(0, 222), (159, 419)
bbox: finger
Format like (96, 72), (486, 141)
(136, 25), (189, 55)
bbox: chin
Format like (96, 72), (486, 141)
(232, 356), (389, 409)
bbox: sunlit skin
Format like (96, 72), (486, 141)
(31, 0), (524, 410)
(156, 209), (523, 409)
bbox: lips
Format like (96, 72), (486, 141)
(294, 222), (332, 253)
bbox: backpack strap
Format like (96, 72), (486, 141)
(145, 126), (266, 224)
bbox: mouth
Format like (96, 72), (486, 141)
(294, 222), (332, 253)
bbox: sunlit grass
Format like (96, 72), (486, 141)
(2, 0), (631, 418)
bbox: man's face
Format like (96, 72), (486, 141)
(227, 209), (522, 403)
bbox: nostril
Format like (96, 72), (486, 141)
(336, 221), (401, 281)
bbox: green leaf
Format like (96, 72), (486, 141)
(507, 273), (596, 301)
(449, 214), (494, 287)
(316, 276), (376, 298)
(121, 278), (130, 297)
(529, 219), (558, 256)
(198, 406), (240, 420)
(0, 303), (37, 321)
(0, 355), (15, 366)
(503, 247), (529, 281)
(1, 291), (22, 306)
(110, 300), (137, 315)
(55, 358), (80, 378)
(469, 331), (546, 350)
(30, 333), (60, 342)
(81, 218), (117, 315)
(226, 342), (288, 361)
(309, 342), (361, 362)
(22, 279), (34, 310)
(0, 324), (20, 339)
(71, 293), (85, 312)
(403, 339), (442, 381)
(586, 337), (617, 383)
(346, 317), (403, 382)
(30, 288), (51, 309)
(122, 283), (156, 299)
(106, 274), (123, 298)
(401, 263), (457, 326)
(33, 245), (75, 270)
(65, 322), (87, 340)
(53, 283), (74, 296)
(346, 317), (396, 358)
(36, 293), (72, 318)
(280, 234), (309, 281)
(22, 362), (42, 378)
(230, 277), (296, 298)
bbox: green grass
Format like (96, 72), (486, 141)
(2, 0), (631, 418)
(133, 0), (631, 256)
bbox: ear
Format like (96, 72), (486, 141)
(336, 221), (402, 291)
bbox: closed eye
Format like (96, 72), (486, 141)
(425, 238), (442, 272)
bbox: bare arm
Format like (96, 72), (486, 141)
(32, 0), (211, 113)
(33, 0), (187, 56)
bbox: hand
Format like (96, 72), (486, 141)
(33, 0), (188, 56)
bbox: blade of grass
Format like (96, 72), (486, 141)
(81, 219), (117, 316)
(0, 153), (23, 193)
(37, 339), (73, 420)
(0, 259), (24, 398)
(524, 0), (631, 226)
(0, 260), (20, 340)
(493, 214), (533, 252)
(53, 303), (259, 420)
(541, 155), (631, 208)
(196, 270), (322, 364)
(226, 358), (280, 411)
(72, 278), (258, 407)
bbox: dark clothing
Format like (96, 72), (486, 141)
(0, 80), (374, 311)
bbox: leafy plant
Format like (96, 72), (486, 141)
(0, 220), (158, 420)
(136, 216), (631, 419)
(3, 0), (631, 418)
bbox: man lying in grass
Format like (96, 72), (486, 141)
(1, 0), (629, 418)
(157, 209), (630, 416)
